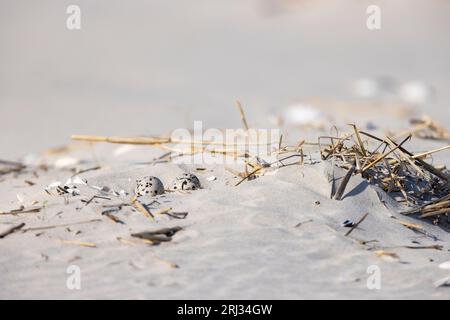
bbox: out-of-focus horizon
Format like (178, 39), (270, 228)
(1, 0), (449, 158)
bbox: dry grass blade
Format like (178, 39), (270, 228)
(412, 145), (450, 159)
(131, 226), (182, 245)
(235, 167), (263, 186)
(401, 194), (450, 215)
(72, 135), (170, 145)
(130, 196), (154, 219)
(116, 237), (137, 246)
(153, 256), (179, 269)
(0, 206), (42, 216)
(72, 134), (269, 147)
(361, 130), (449, 182)
(393, 218), (439, 240)
(374, 250), (399, 259)
(395, 116), (450, 141)
(225, 166), (247, 178)
(235, 100), (249, 131)
(153, 207), (188, 219)
(0, 160), (25, 175)
(403, 245), (443, 250)
(360, 135), (410, 173)
(154, 207), (172, 215)
(350, 124), (367, 157)
(0, 223), (25, 239)
(84, 195), (111, 206)
(23, 219), (102, 232)
(278, 134), (283, 152)
(385, 137), (424, 177)
(334, 162), (356, 200)
(60, 240), (97, 248)
(103, 212), (125, 224)
(117, 237), (153, 246)
(419, 208), (450, 219)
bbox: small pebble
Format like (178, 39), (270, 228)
(341, 219), (355, 228)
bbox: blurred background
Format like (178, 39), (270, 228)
(1, 0), (449, 159)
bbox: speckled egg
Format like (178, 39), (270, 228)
(171, 173), (201, 191)
(135, 176), (165, 197)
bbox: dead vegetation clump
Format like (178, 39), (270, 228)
(394, 115), (450, 141)
(319, 125), (450, 224)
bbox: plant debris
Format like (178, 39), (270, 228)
(374, 250), (399, 260)
(102, 210), (125, 224)
(59, 240), (97, 248)
(0, 206), (42, 216)
(0, 223), (26, 239)
(395, 116), (450, 141)
(320, 125), (450, 223)
(22, 219), (102, 233)
(154, 207), (188, 219)
(83, 195), (111, 206)
(131, 226), (182, 245)
(0, 160), (25, 175)
(130, 196), (154, 219)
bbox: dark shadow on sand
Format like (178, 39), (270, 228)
(342, 181), (369, 200)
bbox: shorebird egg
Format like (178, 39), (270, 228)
(135, 176), (164, 197)
(171, 173), (201, 191)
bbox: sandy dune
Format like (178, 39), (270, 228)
(1, 1), (449, 299)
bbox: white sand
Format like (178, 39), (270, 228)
(1, 130), (449, 299)
(1, 1), (450, 299)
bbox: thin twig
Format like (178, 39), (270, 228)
(334, 162), (356, 200)
(0, 223), (25, 239)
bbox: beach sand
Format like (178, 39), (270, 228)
(0, 0), (449, 299)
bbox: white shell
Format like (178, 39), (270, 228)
(352, 78), (380, 98)
(283, 104), (323, 126)
(171, 173), (201, 191)
(439, 261), (450, 270)
(399, 81), (432, 104)
(135, 176), (164, 197)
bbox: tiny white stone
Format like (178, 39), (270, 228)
(352, 78), (380, 98)
(65, 176), (87, 186)
(54, 157), (79, 169)
(16, 193), (25, 203)
(206, 176), (216, 182)
(46, 181), (62, 189)
(283, 104), (323, 126)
